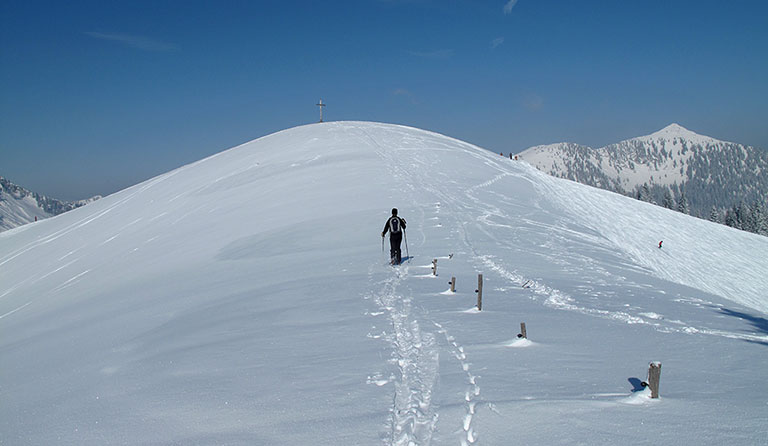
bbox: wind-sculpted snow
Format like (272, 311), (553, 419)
(529, 166), (768, 315)
(1, 122), (767, 445)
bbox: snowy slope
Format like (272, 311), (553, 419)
(0, 188), (50, 230)
(0, 176), (99, 232)
(1, 122), (767, 445)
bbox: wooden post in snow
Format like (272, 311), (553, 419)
(449, 276), (456, 292)
(475, 274), (483, 311)
(519, 322), (527, 339)
(432, 259), (438, 276)
(647, 362), (662, 398)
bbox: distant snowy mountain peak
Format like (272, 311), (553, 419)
(634, 123), (719, 147)
(518, 124), (768, 222)
(650, 123), (694, 138)
(661, 122), (687, 132)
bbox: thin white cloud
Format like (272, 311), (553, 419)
(491, 37), (505, 48)
(503, 0), (518, 14)
(409, 49), (454, 60)
(85, 32), (178, 52)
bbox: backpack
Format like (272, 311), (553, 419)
(389, 217), (401, 233)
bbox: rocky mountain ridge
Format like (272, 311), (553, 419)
(0, 176), (99, 232)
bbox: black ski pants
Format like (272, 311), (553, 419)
(389, 231), (402, 263)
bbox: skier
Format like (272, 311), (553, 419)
(658, 241), (663, 249)
(382, 208), (407, 265)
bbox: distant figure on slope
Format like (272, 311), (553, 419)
(659, 241), (663, 249)
(382, 208), (407, 265)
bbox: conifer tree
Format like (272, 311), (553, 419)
(662, 190), (675, 209)
(709, 206), (721, 223)
(724, 207), (738, 228)
(677, 190), (689, 214)
(734, 202), (748, 230)
(755, 201), (768, 236)
(639, 184), (652, 203)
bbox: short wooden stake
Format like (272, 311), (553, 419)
(475, 274), (483, 311)
(449, 276), (456, 292)
(647, 362), (661, 398)
(519, 322), (527, 339)
(432, 259), (438, 276)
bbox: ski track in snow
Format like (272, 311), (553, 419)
(367, 258), (483, 446)
(432, 321), (481, 446)
(366, 125), (490, 445)
(367, 265), (440, 446)
(366, 128), (440, 445)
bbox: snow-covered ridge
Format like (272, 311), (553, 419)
(517, 124), (768, 217)
(519, 123), (727, 189)
(1, 122), (766, 444)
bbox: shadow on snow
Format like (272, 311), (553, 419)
(718, 307), (768, 347)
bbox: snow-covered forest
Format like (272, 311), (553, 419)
(518, 124), (768, 236)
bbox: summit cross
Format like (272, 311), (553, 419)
(316, 99), (326, 123)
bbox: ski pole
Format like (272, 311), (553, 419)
(403, 229), (409, 261)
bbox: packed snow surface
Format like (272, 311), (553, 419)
(1, 122), (767, 445)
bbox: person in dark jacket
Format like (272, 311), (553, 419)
(382, 208), (406, 264)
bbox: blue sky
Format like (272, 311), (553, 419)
(2, 0), (767, 200)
